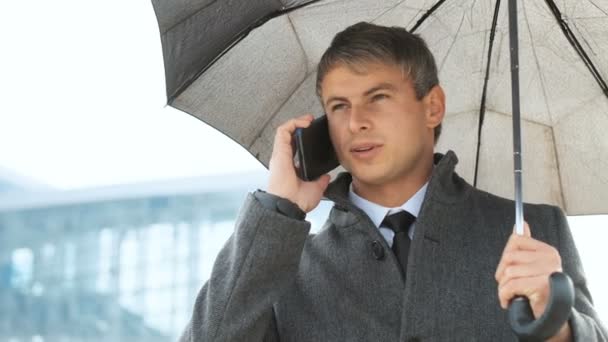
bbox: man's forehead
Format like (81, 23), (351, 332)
(320, 62), (412, 99)
(328, 60), (404, 76)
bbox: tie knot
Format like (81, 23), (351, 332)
(382, 211), (416, 234)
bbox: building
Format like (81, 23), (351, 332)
(0, 171), (331, 341)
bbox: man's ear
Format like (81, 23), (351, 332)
(425, 85), (445, 129)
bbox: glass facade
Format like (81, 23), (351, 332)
(0, 178), (332, 342)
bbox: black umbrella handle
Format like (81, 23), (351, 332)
(508, 272), (575, 341)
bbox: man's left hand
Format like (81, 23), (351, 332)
(495, 222), (572, 341)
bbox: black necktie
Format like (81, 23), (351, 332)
(382, 211), (416, 281)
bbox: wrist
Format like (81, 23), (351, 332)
(253, 190), (306, 220)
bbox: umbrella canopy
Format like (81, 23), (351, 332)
(151, 0), (608, 215)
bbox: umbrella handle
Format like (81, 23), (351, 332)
(508, 272), (574, 341)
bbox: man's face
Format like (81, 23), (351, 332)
(320, 61), (441, 186)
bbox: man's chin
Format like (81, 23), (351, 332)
(349, 166), (391, 186)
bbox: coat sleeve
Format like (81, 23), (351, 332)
(179, 193), (311, 342)
(553, 206), (608, 341)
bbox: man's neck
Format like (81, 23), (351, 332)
(351, 156), (433, 208)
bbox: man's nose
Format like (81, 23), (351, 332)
(348, 105), (372, 133)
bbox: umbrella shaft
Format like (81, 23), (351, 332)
(509, 0), (524, 235)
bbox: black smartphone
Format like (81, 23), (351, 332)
(292, 115), (340, 181)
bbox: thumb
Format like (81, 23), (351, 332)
(314, 174), (331, 193)
(523, 221), (531, 237)
(306, 174), (330, 196)
(513, 221), (532, 237)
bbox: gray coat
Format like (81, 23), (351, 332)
(180, 151), (607, 341)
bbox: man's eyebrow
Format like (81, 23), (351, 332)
(363, 83), (397, 96)
(325, 96), (348, 107)
(324, 83), (398, 107)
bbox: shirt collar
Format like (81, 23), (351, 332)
(348, 181), (428, 228)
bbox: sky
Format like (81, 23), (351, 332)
(0, 0), (607, 324)
(0, 0), (265, 190)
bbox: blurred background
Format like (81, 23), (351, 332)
(0, 168), (333, 341)
(0, 1), (606, 341)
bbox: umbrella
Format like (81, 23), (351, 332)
(151, 0), (608, 339)
(151, 0), (608, 217)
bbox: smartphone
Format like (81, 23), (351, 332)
(292, 115), (340, 181)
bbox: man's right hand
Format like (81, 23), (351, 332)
(267, 114), (331, 213)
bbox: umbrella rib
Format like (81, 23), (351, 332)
(286, 14), (311, 74)
(521, 0), (567, 209)
(544, 0), (608, 99)
(550, 127), (568, 211)
(161, 0), (220, 35)
(163, 0), (319, 34)
(168, 0), (323, 104)
(410, 0), (448, 32)
(437, 14), (466, 75)
(521, 0), (555, 127)
(371, 0), (409, 24)
(586, 0), (608, 16)
(473, 0), (502, 188)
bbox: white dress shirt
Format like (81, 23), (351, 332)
(348, 182), (428, 247)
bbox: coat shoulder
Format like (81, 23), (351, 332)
(465, 185), (564, 244)
(468, 184), (562, 216)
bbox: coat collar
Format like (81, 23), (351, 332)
(323, 150), (470, 208)
(322, 150), (472, 237)
(321, 151), (475, 296)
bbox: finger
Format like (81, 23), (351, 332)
(274, 116), (315, 145)
(297, 113), (315, 121)
(498, 274), (547, 309)
(503, 234), (548, 254)
(271, 118), (314, 157)
(497, 240), (556, 282)
(496, 234), (521, 281)
(496, 240), (561, 281)
(497, 260), (559, 285)
(495, 250), (541, 281)
(277, 117), (314, 136)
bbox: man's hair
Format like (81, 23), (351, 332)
(316, 22), (442, 143)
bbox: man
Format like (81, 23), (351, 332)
(180, 22), (607, 341)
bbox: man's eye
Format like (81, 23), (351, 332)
(372, 94), (388, 101)
(331, 103), (346, 112)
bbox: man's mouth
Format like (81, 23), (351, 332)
(350, 143), (382, 159)
(352, 146), (375, 152)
